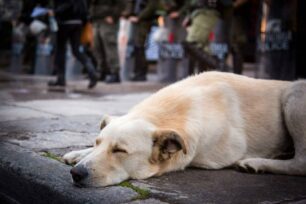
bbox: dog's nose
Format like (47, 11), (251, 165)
(70, 165), (88, 183)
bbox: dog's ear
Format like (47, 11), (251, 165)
(100, 115), (114, 130)
(150, 130), (187, 164)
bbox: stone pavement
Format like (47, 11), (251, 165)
(0, 71), (306, 204)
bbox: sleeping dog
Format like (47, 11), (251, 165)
(63, 72), (306, 187)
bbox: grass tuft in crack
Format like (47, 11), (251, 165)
(41, 152), (62, 163)
(119, 181), (150, 200)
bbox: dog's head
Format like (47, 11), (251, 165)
(70, 115), (187, 187)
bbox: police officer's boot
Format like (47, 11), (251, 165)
(183, 42), (230, 71)
(84, 61), (98, 89)
(48, 76), (66, 87)
(232, 44), (243, 74)
(99, 58), (109, 81)
(48, 69), (66, 87)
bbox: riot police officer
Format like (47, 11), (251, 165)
(89, 0), (124, 83)
(122, 0), (157, 81)
(182, 0), (233, 72)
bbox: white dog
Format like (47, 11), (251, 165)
(63, 72), (306, 187)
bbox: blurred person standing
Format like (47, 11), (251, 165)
(256, 0), (297, 80)
(18, 0), (50, 74)
(230, 0), (249, 74)
(156, 0), (189, 82)
(182, 0), (233, 72)
(48, 0), (98, 89)
(89, 0), (124, 83)
(0, 0), (22, 69)
(122, 0), (157, 81)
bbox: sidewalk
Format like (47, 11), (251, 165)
(1, 71), (306, 204)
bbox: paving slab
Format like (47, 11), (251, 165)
(7, 93), (150, 116)
(131, 169), (306, 204)
(0, 93), (150, 120)
(0, 142), (138, 204)
(0, 104), (56, 122)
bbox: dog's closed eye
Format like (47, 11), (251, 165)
(112, 147), (128, 154)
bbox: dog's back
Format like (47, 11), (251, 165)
(130, 72), (292, 167)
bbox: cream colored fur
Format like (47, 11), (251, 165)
(63, 72), (306, 187)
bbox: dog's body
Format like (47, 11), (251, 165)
(64, 72), (306, 187)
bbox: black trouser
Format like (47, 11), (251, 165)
(23, 32), (37, 74)
(55, 23), (95, 82)
(133, 46), (147, 78)
(129, 22), (151, 79)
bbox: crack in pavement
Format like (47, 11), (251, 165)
(1, 102), (63, 117)
(266, 197), (306, 204)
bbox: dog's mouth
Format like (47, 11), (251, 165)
(73, 181), (100, 188)
(73, 181), (86, 188)
(72, 177), (91, 188)
(72, 178), (107, 188)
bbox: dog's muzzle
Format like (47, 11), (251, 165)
(70, 165), (88, 184)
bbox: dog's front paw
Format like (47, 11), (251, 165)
(63, 151), (83, 165)
(236, 158), (265, 174)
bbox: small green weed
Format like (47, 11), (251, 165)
(119, 181), (150, 200)
(41, 152), (62, 162)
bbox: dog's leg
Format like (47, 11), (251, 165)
(63, 147), (93, 165)
(237, 81), (306, 176)
(236, 157), (306, 175)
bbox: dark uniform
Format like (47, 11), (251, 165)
(182, 0), (233, 71)
(230, 0), (249, 74)
(122, 0), (157, 81)
(160, 0), (186, 42)
(89, 0), (124, 83)
(48, 0), (98, 89)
